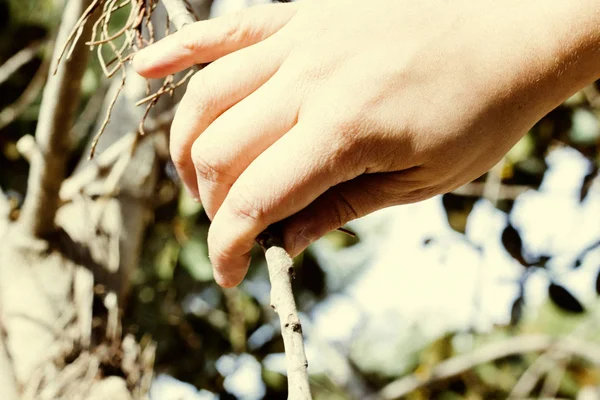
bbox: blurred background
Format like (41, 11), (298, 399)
(1, 0), (600, 399)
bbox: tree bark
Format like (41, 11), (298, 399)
(19, 0), (95, 239)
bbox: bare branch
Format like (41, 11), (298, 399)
(0, 57), (50, 131)
(18, 0), (97, 238)
(0, 187), (9, 221)
(451, 181), (531, 199)
(0, 40), (43, 86)
(257, 229), (311, 400)
(379, 334), (600, 400)
(509, 350), (564, 398)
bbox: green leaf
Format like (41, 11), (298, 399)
(178, 188), (203, 218)
(179, 235), (213, 282)
(548, 282), (585, 314)
(506, 132), (534, 164)
(570, 109), (600, 145)
(155, 239), (179, 281)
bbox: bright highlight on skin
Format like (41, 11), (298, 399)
(133, 0), (600, 288)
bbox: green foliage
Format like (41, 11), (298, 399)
(7, 0), (60, 27)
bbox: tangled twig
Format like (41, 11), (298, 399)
(0, 40), (44, 86)
(53, 0), (193, 158)
(0, 55), (50, 131)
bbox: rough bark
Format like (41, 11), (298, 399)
(18, 0), (95, 239)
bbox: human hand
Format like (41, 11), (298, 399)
(134, 0), (600, 287)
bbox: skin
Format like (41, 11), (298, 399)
(133, 0), (600, 288)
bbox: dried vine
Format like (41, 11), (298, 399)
(48, 0), (312, 397)
(54, 0), (196, 159)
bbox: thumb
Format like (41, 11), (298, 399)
(282, 172), (438, 257)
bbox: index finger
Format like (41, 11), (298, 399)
(133, 2), (298, 78)
(207, 120), (364, 287)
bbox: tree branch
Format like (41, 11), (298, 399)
(0, 187), (9, 222)
(0, 56), (49, 132)
(258, 227), (311, 400)
(378, 334), (600, 400)
(18, 0), (96, 238)
(161, 0), (197, 31)
(451, 181), (531, 200)
(0, 40), (43, 86)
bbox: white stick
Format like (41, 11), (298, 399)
(258, 231), (311, 400)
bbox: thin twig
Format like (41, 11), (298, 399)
(336, 227), (356, 237)
(452, 181), (531, 200)
(509, 311), (600, 398)
(0, 57), (50, 131)
(70, 81), (110, 144)
(135, 69), (194, 106)
(85, 0), (135, 45)
(378, 334), (600, 400)
(0, 187), (10, 221)
(540, 360), (567, 398)
(509, 351), (563, 398)
(89, 69), (126, 159)
(0, 40), (44, 86)
(60, 132), (136, 201)
(257, 226), (311, 400)
(19, 0), (98, 238)
(54, 0), (99, 71)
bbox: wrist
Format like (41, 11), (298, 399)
(529, 0), (600, 106)
(469, 0), (600, 134)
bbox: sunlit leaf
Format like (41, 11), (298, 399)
(532, 255), (551, 268)
(442, 193), (476, 234)
(570, 109), (600, 145)
(178, 188), (203, 218)
(510, 296), (525, 326)
(506, 133), (534, 165)
(179, 236), (213, 282)
(580, 165), (598, 202)
(501, 223), (528, 267)
(155, 239), (179, 281)
(548, 283), (585, 314)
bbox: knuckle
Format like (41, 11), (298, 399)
(169, 144), (189, 172)
(227, 187), (266, 225)
(286, 49), (332, 83)
(186, 73), (209, 104)
(332, 190), (359, 227)
(190, 142), (235, 184)
(185, 73), (216, 116)
(180, 29), (203, 54)
(223, 11), (254, 44)
(322, 118), (364, 171)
